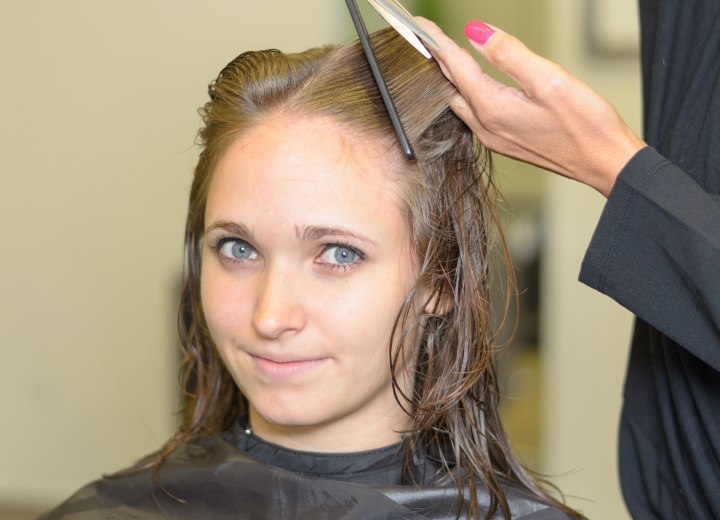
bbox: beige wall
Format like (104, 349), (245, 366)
(540, 1), (639, 519)
(2, 1), (642, 517)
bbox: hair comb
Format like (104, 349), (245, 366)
(345, 0), (440, 161)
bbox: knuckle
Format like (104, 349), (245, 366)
(489, 34), (525, 68)
(535, 72), (569, 100)
(457, 47), (474, 63)
(482, 111), (504, 132)
(422, 18), (441, 32)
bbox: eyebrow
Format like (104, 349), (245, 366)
(205, 220), (254, 239)
(205, 221), (377, 247)
(296, 225), (378, 246)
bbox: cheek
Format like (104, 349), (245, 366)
(328, 272), (411, 350)
(199, 267), (221, 341)
(200, 261), (245, 340)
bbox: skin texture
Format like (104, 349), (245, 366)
(416, 17), (646, 198)
(200, 114), (418, 453)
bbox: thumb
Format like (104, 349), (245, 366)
(464, 20), (556, 99)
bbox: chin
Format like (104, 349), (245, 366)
(249, 394), (332, 429)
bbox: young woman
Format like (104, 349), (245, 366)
(43, 28), (579, 519)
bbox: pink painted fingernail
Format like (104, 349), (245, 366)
(464, 20), (495, 46)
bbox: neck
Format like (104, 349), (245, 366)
(247, 406), (410, 453)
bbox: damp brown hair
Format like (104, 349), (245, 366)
(153, 28), (580, 520)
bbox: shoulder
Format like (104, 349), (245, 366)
(502, 484), (577, 519)
(40, 436), (577, 520)
(39, 436), (248, 519)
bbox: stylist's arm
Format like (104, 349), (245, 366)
(417, 18), (646, 197)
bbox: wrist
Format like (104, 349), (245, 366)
(594, 132), (646, 198)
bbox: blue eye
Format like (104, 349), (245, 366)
(319, 244), (364, 269)
(218, 239), (257, 261)
(332, 246), (358, 265)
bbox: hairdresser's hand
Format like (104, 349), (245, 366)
(417, 18), (646, 197)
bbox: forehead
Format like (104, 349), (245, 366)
(205, 114), (409, 235)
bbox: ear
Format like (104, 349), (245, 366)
(423, 283), (454, 316)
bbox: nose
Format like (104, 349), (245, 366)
(252, 264), (306, 340)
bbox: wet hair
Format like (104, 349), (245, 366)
(157, 28), (578, 519)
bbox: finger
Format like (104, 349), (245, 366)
(415, 16), (496, 89)
(416, 17), (513, 115)
(414, 17), (471, 85)
(450, 92), (537, 161)
(448, 95), (477, 131)
(464, 21), (565, 100)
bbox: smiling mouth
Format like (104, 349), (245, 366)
(250, 354), (329, 378)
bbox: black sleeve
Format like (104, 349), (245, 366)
(579, 146), (720, 370)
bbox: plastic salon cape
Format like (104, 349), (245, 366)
(42, 424), (571, 519)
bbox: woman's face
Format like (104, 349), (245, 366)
(200, 114), (418, 452)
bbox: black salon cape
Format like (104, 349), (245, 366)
(579, 0), (720, 518)
(41, 427), (570, 519)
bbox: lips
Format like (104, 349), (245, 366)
(250, 353), (329, 378)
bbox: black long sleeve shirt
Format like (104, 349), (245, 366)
(579, 1), (720, 517)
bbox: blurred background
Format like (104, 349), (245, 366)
(0, 1), (639, 518)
